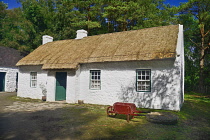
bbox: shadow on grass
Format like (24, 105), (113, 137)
(0, 106), (99, 140)
(0, 94), (210, 140)
(97, 95), (210, 140)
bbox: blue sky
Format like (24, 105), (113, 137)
(2, 0), (188, 9)
(165, 0), (188, 6)
(2, 0), (21, 9)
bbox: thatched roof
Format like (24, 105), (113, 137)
(16, 25), (179, 70)
(0, 46), (23, 68)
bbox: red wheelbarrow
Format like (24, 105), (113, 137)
(107, 102), (150, 122)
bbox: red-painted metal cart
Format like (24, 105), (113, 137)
(107, 102), (149, 122)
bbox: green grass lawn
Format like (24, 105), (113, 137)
(59, 93), (210, 140)
(10, 93), (210, 140)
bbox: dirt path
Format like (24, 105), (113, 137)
(0, 92), (16, 112)
(0, 92), (74, 140)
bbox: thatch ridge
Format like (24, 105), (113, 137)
(16, 25), (179, 69)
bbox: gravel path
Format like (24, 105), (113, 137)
(4, 101), (66, 113)
(0, 92), (15, 112)
(0, 92), (74, 140)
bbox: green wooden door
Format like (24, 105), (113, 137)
(0, 72), (6, 92)
(55, 72), (67, 101)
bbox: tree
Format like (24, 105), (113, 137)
(178, 0), (210, 92)
(0, 5), (31, 54)
(71, 0), (102, 35)
(52, 0), (77, 40)
(0, 1), (7, 43)
(102, 0), (174, 32)
(1, 0), (178, 56)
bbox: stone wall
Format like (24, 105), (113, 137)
(0, 67), (18, 92)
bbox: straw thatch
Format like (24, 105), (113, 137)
(16, 25), (179, 70)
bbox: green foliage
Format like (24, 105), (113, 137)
(178, 0), (210, 92)
(0, 2), (7, 41)
(1, 0), (210, 91)
(102, 0), (172, 32)
(1, 0), (175, 53)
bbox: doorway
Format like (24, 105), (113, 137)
(55, 72), (67, 101)
(0, 72), (6, 92)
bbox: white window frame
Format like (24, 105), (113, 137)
(136, 69), (151, 92)
(30, 72), (37, 88)
(90, 70), (101, 90)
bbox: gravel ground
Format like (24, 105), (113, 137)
(0, 92), (74, 140)
(0, 92), (15, 112)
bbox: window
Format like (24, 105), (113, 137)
(90, 70), (101, 90)
(30, 72), (37, 88)
(136, 69), (151, 92)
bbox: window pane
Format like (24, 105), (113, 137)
(91, 84), (94, 88)
(90, 70), (101, 89)
(146, 81), (150, 86)
(30, 72), (37, 88)
(146, 86), (150, 90)
(136, 70), (151, 92)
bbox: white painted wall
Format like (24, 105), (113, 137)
(74, 59), (182, 111)
(66, 70), (77, 103)
(17, 59), (183, 111)
(0, 67), (18, 92)
(17, 65), (48, 99)
(46, 71), (56, 101)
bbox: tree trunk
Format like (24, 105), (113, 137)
(199, 46), (205, 90)
(199, 25), (205, 93)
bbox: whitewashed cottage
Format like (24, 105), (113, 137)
(16, 25), (184, 111)
(0, 46), (23, 92)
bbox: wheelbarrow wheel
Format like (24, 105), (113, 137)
(107, 106), (117, 117)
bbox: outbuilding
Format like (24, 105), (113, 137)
(16, 25), (184, 110)
(0, 46), (23, 92)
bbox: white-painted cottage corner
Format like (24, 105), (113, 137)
(0, 67), (18, 92)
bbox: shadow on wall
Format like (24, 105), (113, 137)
(39, 83), (47, 96)
(118, 61), (181, 110)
